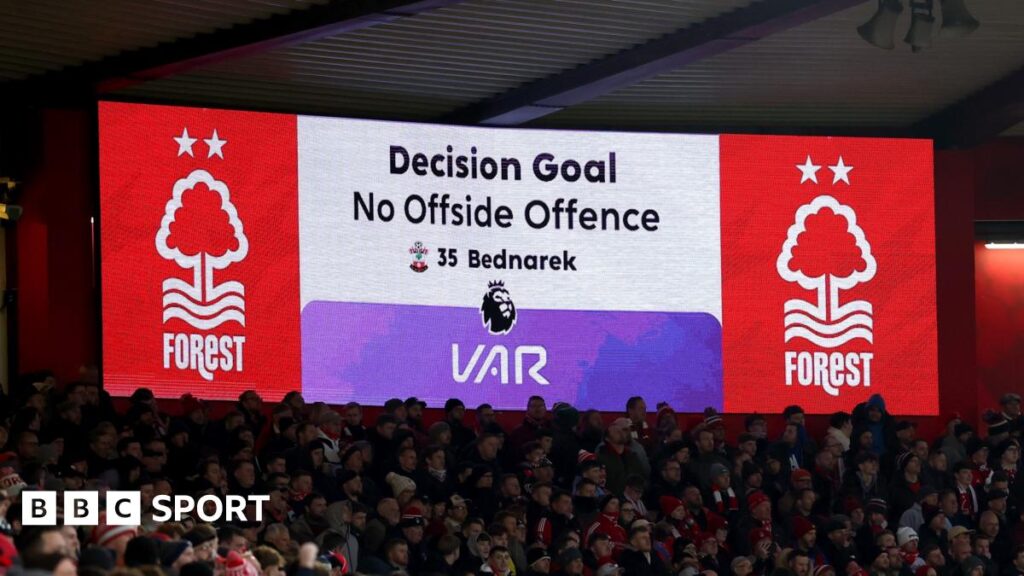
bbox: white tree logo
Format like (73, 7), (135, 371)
(155, 169), (248, 330)
(777, 195), (876, 348)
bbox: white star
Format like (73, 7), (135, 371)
(173, 128), (197, 157)
(796, 155), (821, 184)
(829, 156), (853, 185)
(204, 129), (227, 159)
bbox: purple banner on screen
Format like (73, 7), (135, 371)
(301, 301), (722, 411)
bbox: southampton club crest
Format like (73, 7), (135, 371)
(480, 281), (517, 335)
(409, 241), (429, 273)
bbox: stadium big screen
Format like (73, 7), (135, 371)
(98, 102), (939, 415)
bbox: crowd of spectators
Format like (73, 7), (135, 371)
(2, 372), (1024, 576)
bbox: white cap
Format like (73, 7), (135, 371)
(897, 526), (919, 547)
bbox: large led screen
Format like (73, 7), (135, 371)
(99, 102), (939, 414)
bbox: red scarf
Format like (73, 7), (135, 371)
(971, 465), (990, 487)
(957, 485), (976, 515)
(674, 515), (701, 541)
(712, 487), (738, 514)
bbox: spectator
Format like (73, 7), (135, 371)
(901, 486), (939, 532)
(625, 397), (652, 451)
(597, 419), (646, 496)
(619, 525), (669, 576)
(1008, 545), (1024, 576)
(942, 420), (974, 468)
(853, 395), (894, 457)
(827, 412), (853, 454)
(8, 382), (1024, 576)
(693, 427), (731, 493)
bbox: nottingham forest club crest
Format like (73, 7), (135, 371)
(158, 127), (246, 382)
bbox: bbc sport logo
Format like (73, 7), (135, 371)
(22, 491), (268, 526)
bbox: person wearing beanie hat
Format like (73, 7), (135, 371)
(443, 398), (476, 448)
(888, 451), (926, 528)
(655, 404), (677, 439)
(841, 496), (863, 517)
(554, 404), (581, 431)
(124, 535), (161, 567)
(315, 550), (349, 575)
(792, 515), (817, 548)
(584, 495), (627, 549)
(558, 546), (584, 570)
(218, 550), (260, 576)
(161, 539), (195, 571)
(896, 526), (926, 570)
(709, 462), (738, 519)
(791, 468), (813, 489)
(660, 495), (686, 519)
(78, 547), (116, 573)
(703, 407), (724, 429)
(735, 490), (777, 557)
(526, 547), (551, 573)
(898, 486), (938, 534)
(385, 471), (417, 500)
(182, 525), (217, 562)
(897, 526), (919, 547)
(91, 512), (139, 565)
(960, 555), (985, 576)
(747, 490), (769, 513)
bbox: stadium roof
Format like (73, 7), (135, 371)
(2, 0), (1024, 146)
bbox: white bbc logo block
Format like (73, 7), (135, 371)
(22, 491), (57, 526)
(106, 491), (141, 526)
(64, 491), (99, 526)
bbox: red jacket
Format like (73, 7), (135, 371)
(584, 513), (627, 549)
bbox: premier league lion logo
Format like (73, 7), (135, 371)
(481, 280), (517, 335)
